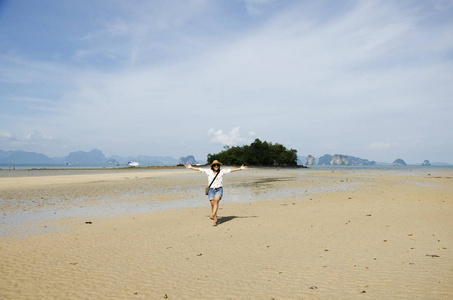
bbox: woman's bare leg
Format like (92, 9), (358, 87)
(210, 196), (221, 225)
(209, 201), (215, 219)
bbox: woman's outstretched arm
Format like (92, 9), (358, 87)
(230, 165), (248, 172)
(185, 164), (200, 171)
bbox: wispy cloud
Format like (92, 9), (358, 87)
(0, 54), (68, 84)
(434, 0), (453, 10)
(0, 131), (13, 140)
(0, 130), (59, 153)
(10, 97), (69, 114)
(240, 0), (282, 15)
(23, 131), (58, 142)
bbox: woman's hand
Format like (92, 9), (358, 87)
(186, 164), (200, 171)
(231, 165), (248, 172)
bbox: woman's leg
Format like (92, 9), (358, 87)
(210, 196), (221, 225)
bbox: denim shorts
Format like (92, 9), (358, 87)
(208, 187), (223, 200)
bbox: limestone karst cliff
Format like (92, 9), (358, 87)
(421, 160), (431, 166)
(393, 158), (407, 166)
(180, 155), (198, 166)
(306, 155), (316, 165)
(318, 154), (333, 165)
(317, 154), (375, 166)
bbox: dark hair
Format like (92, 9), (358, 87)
(211, 164), (221, 171)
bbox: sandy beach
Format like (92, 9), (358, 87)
(1, 166), (452, 299)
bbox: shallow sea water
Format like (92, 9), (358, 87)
(1, 165), (452, 237)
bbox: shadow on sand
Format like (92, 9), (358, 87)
(215, 215), (258, 226)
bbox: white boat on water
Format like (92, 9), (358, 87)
(127, 161), (140, 167)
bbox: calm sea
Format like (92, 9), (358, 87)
(0, 163), (146, 170)
(1, 163), (452, 173)
(306, 164), (453, 172)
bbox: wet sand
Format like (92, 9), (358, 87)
(1, 167), (452, 299)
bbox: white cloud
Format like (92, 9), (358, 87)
(0, 131), (13, 140)
(208, 127), (255, 146)
(23, 131), (58, 142)
(0, 130), (59, 154)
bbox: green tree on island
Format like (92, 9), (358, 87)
(207, 138), (298, 167)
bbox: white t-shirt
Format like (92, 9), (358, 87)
(199, 168), (231, 189)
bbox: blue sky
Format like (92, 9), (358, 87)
(1, 0), (452, 164)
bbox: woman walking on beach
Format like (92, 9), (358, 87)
(186, 160), (247, 226)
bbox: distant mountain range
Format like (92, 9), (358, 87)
(0, 149), (205, 167)
(0, 150), (56, 164)
(299, 154), (451, 166)
(0, 149), (451, 167)
(317, 154), (376, 166)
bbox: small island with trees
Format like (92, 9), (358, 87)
(207, 138), (301, 167)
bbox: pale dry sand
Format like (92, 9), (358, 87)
(1, 167), (452, 299)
